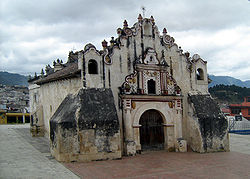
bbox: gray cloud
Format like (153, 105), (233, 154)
(0, 0), (250, 80)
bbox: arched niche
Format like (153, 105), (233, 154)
(88, 59), (98, 74)
(196, 68), (204, 80)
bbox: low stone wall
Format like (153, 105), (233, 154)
(188, 94), (229, 152)
(50, 88), (121, 162)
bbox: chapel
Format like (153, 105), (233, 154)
(29, 15), (229, 162)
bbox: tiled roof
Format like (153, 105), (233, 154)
(35, 63), (80, 85)
(221, 108), (230, 113)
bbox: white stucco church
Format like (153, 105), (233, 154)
(29, 15), (229, 162)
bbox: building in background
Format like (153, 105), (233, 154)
(229, 96), (250, 120)
(0, 85), (30, 124)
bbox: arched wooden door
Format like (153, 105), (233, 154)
(139, 109), (164, 150)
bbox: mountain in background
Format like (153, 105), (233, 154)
(1, 71), (250, 89)
(208, 75), (250, 88)
(0, 71), (28, 87)
(209, 84), (250, 105)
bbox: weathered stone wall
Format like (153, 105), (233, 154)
(29, 83), (44, 136)
(39, 77), (82, 138)
(29, 83), (40, 115)
(188, 94), (229, 152)
(50, 88), (121, 162)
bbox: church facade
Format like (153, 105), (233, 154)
(29, 15), (229, 162)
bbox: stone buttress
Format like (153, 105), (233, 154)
(50, 88), (121, 162)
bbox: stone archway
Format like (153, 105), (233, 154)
(139, 109), (164, 151)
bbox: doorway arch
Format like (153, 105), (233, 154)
(139, 109), (164, 150)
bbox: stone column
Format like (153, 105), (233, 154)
(133, 126), (141, 151)
(124, 109), (133, 140)
(174, 110), (183, 140)
(165, 125), (175, 151)
(22, 114), (25, 123)
(123, 99), (136, 156)
(174, 103), (187, 152)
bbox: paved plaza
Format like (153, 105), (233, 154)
(1, 124), (250, 179)
(0, 124), (79, 179)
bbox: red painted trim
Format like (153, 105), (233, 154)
(141, 71), (144, 94)
(122, 96), (182, 103)
(160, 72), (163, 94)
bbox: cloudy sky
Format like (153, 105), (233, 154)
(1, 0), (250, 80)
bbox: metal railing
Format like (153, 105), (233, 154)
(228, 115), (250, 135)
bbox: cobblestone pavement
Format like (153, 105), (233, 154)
(1, 124), (250, 179)
(0, 124), (79, 179)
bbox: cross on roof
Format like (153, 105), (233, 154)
(141, 6), (146, 17)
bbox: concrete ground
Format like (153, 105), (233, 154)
(0, 124), (250, 179)
(229, 133), (250, 155)
(0, 124), (80, 179)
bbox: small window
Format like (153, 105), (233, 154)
(148, 79), (156, 94)
(248, 97), (250, 102)
(196, 68), (204, 80)
(88, 59), (98, 74)
(248, 109), (250, 115)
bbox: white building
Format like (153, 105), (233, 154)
(29, 15), (229, 162)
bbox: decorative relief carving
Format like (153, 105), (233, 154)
(168, 101), (175, 108)
(165, 72), (181, 96)
(162, 28), (176, 48)
(176, 99), (182, 109)
(186, 62), (194, 72)
(143, 48), (159, 65)
(122, 71), (138, 94)
(131, 101), (136, 109)
(103, 48), (113, 65)
(104, 54), (112, 64)
(121, 69), (181, 96)
(163, 35), (175, 47)
(166, 78), (175, 95)
(120, 46), (181, 95)
(124, 28), (133, 37)
(123, 99), (131, 110)
(143, 70), (161, 94)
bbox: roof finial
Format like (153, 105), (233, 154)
(102, 39), (108, 49)
(163, 28), (167, 34)
(138, 14), (143, 21)
(123, 20), (128, 28)
(41, 68), (44, 77)
(150, 16), (154, 24)
(110, 37), (115, 46)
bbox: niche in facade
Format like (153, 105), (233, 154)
(196, 68), (204, 80)
(147, 79), (156, 94)
(143, 22), (152, 36)
(88, 59), (98, 74)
